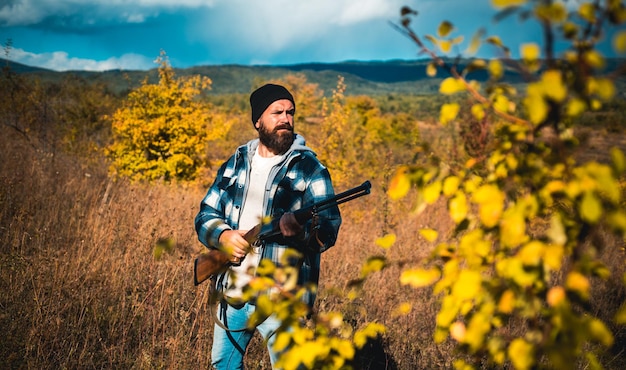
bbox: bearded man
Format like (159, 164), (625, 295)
(195, 83), (342, 369)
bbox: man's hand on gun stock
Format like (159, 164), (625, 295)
(218, 230), (250, 261)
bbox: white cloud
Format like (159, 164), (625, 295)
(0, 0), (216, 26)
(189, 0), (407, 58)
(7, 47), (154, 71)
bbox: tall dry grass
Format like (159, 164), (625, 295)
(2, 122), (625, 369)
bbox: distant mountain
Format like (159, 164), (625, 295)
(3, 57), (624, 97)
(1, 58), (53, 73)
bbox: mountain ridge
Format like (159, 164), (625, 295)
(3, 57), (625, 96)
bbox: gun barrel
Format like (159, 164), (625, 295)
(292, 180), (370, 224)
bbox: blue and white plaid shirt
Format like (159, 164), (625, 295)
(195, 134), (342, 307)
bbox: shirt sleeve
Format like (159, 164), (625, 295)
(194, 163), (233, 249)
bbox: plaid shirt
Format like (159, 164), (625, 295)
(195, 134), (341, 307)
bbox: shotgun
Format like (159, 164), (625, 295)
(193, 180), (371, 286)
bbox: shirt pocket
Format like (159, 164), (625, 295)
(217, 176), (240, 218)
(275, 177), (305, 213)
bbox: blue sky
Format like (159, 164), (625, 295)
(0, 0), (623, 72)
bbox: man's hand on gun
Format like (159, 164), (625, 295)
(279, 212), (303, 237)
(219, 230), (250, 260)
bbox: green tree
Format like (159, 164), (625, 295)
(106, 51), (223, 182)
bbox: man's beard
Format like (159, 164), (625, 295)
(258, 122), (294, 155)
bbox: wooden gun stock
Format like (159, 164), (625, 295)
(193, 224), (261, 286)
(193, 180), (371, 286)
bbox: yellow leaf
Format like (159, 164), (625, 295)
(426, 62), (437, 77)
(566, 271), (590, 300)
(361, 256), (386, 278)
(579, 191), (603, 223)
(440, 39), (452, 53)
(498, 289), (515, 314)
(594, 78), (616, 101)
(547, 286), (566, 307)
(611, 147), (626, 173)
(450, 321), (466, 342)
(423, 181), (442, 204)
(467, 28), (485, 55)
(400, 268), (441, 288)
(451, 270), (482, 300)
(419, 228), (439, 242)
(440, 103), (460, 125)
(614, 30), (626, 54)
(524, 89), (548, 124)
(473, 185), (505, 228)
(535, 3), (567, 23)
(500, 210), (527, 248)
(392, 302), (413, 317)
(518, 241), (544, 266)
(471, 103), (486, 120)
(354, 323), (386, 349)
(273, 332), (292, 353)
(492, 0), (528, 8)
(449, 192), (468, 224)
(584, 50), (605, 69)
(587, 318), (614, 347)
(520, 43), (540, 61)
(388, 166), (411, 200)
(438, 21), (454, 37)
(566, 98), (587, 117)
(486, 35), (504, 48)
(615, 304), (626, 324)
(375, 234), (396, 249)
(493, 94), (510, 114)
(508, 339), (535, 370)
(578, 2), (596, 23)
(439, 77), (466, 95)
(543, 243), (565, 271)
(541, 70), (567, 102)
(443, 175), (461, 197)
(488, 59), (504, 80)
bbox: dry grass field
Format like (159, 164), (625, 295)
(1, 120), (625, 369)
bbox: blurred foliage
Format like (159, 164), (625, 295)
(384, 1), (626, 369)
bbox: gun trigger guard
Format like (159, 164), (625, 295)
(310, 208), (320, 231)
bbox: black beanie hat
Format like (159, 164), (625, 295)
(250, 84), (295, 126)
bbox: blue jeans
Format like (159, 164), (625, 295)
(211, 301), (282, 370)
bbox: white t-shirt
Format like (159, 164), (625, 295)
(225, 147), (283, 299)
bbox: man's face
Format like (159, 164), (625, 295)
(256, 99), (295, 155)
